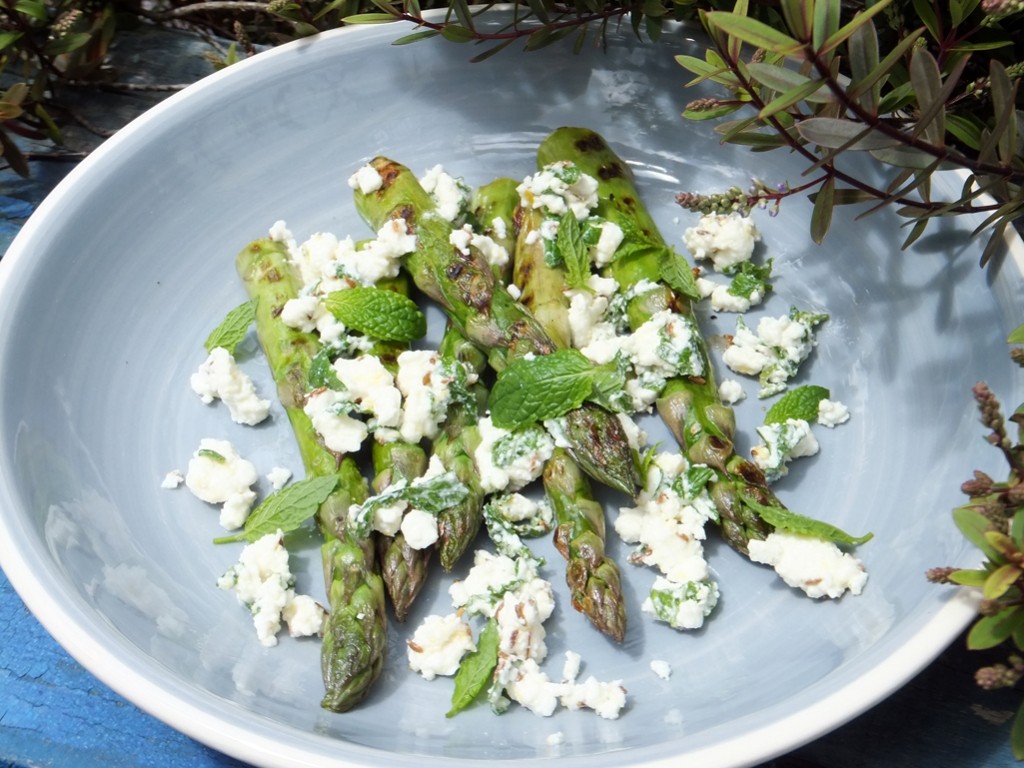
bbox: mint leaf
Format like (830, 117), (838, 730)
(658, 246), (701, 300)
(447, 618), (500, 717)
(557, 212), (590, 288)
(308, 347), (342, 390)
(213, 475), (339, 544)
(197, 448), (226, 463)
(204, 299), (256, 354)
(489, 349), (596, 429)
(325, 287), (426, 342)
(404, 471), (471, 513)
(728, 259), (773, 300)
(741, 490), (873, 546)
(764, 385), (831, 424)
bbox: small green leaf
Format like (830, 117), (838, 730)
(796, 117), (901, 150)
(764, 384), (830, 424)
(985, 563), (1023, 600)
(308, 347), (342, 390)
(747, 63), (833, 104)
(392, 29), (441, 45)
(214, 475), (339, 545)
(1008, 324), (1024, 344)
(447, 618), (499, 717)
(558, 213), (590, 289)
(948, 568), (990, 588)
(325, 287), (426, 342)
(810, 175), (835, 244)
(341, 12), (398, 22)
(489, 349), (596, 430)
(741, 490), (873, 546)
(403, 471), (471, 514)
(1012, 700), (1024, 760)
(728, 258), (773, 300)
(659, 246), (700, 300)
(197, 448), (226, 463)
(967, 608), (1024, 651)
(703, 11), (804, 55)
(204, 299), (256, 355)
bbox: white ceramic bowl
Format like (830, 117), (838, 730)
(0, 11), (1018, 768)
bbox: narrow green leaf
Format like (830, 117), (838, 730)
(704, 11), (804, 55)
(214, 475), (339, 544)
(811, 0), (841, 53)
(980, 220), (1009, 268)
(1011, 701), (1024, 760)
(447, 619), (500, 717)
(341, 12), (398, 22)
(820, 0), (895, 55)
(988, 61), (1018, 165)
(909, 47), (945, 145)
(675, 54), (742, 88)
(948, 568), (990, 588)
(778, 0), (811, 40)
(967, 609), (1024, 651)
(13, 0), (47, 21)
(392, 29), (441, 45)
(740, 490), (873, 546)
(985, 563), (1024, 600)
(747, 63), (833, 104)
(683, 103), (742, 121)
(796, 117), (900, 150)
(0, 31), (24, 51)
(847, 29), (925, 104)
(911, 0), (941, 42)
(1008, 323), (1024, 344)
(869, 144), (942, 170)
(204, 299), (257, 355)
(900, 217), (930, 250)
(441, 24), (475, 42)
(810, 175), (835, 244)
(847, 16), (880, 114)
(945, 113), (984, 152)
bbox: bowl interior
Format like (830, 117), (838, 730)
(0, 15), (1019, 768)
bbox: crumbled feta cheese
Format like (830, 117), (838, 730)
(341, 219), (416, 286)
(268, 219), (295, 246)
(333, 355), (402, 431)
(559, 674), (627, 720)
(615, 451), (719, 630)
(718, 378), (746, 404)
(592, 221), (624, 267)
(348, 163), (384, 194)
(217, 530), (323, 645)
(420, 165), (471, 222)
(161, 470), (184, 489)
(650, 659), (672, 680)
(709, 284), (754, 313)
(266, 466), (292, 490)
(683, 212), (761, 273)
(184, 438), (259, 530)
(518, 162), (599, 220)
(615, 412), (647, 450)
(491, 215), (508, 240)
(747, 531), (868, 598)
(507, 284), (522, 300)
(474, 417), (555, 493)
(750, 418), (820, 482)
(303, 388), (368, 454)
(722, 309), (827, 397)
(449, 550), (533, 618)
(401, 508), (440, 550)
(406, 613), (476, 680)
(449, 223), (509, 270)
(190, 347), (271, 426)
(619, 309), (704, 389)
(818, 398), (850, 428)
(395, 350), (459, 443)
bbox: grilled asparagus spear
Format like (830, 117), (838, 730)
(236, 238), (387, 712)
(351, 158), (638, 496)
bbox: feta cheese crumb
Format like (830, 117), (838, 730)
(190, 347), (271, 426)
(348, 164), (384, 194)
(750, 418), (820, 482)
(650, 659), (672, 680)
(474, 417), (555, 494)
(420, 165), (471, 222)
(406, 613), (476, 680)
(718, 378), (746, 405)
(722, 309), (828, 397)
(217, 530), (324, 645)
(747, 531), (868, 598)
(683, 212), (761, 273)
(161, 470), (184, 489)
(401, 508), (440, 550)
(184, 438), (259, 530)
(303, 388), (368, 454)
(818, 398), (850, 428)
(517, 161), (599, 220)
(266, 466), (292, 490)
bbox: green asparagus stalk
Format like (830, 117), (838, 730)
(351, 157), (638, 496)
(433, 324), (489, 570)
(235, 238), (387, 712)
(535, 127), (785, 556)
(513, 201), (628, 642)
(371, 438), (431, 621)
(469, 176), (520, 283)
(544, 450), (628, 642)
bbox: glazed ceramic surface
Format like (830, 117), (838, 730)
(0, 11), (1019, 768)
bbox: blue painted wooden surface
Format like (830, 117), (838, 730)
(1, 24), (1023, 768)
